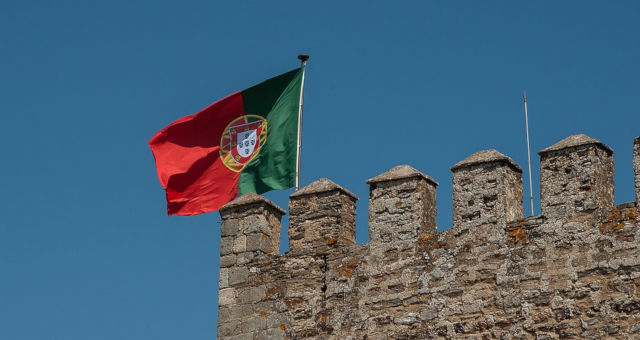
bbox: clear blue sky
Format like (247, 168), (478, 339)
(1, 1), (639, 338)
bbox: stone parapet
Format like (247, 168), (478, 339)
(216, 134), (640, 340)
(217, 193), (287, 339)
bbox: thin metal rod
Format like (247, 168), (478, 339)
(523, 91), (534, 216)
(295, 55), (309, 191)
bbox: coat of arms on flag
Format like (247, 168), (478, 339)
(220, 115), (268, 172)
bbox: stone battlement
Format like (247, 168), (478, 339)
(217, 134), (640, 339)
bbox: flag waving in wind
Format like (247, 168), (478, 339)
(149, 68), (304, 215)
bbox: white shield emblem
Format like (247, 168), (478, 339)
(236, 129), (257, 158)
(220, 115), (267, 172)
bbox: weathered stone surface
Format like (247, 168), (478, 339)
(289, 178), (357, 253)
(451, 149), (523, 173)
(366, 164), (438, 186)
(217, 135), (640, 340)
(220, 193), (284, 257)
(539, 134), (614, 223)
(367, 165), (438, 243)
(217, 193), (287, 336)
(289, 177), (358, 200)
(220, 192), (286, 215)
(539, 134), (613, 155)
(452, 149), (524, 231)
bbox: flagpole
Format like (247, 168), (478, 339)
(523, 91), (534, 216)
(295, 54), (309, 191)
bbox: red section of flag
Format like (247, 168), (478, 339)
(149, 92), (245, 215)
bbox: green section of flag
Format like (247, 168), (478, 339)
(237, 68), (303, 195)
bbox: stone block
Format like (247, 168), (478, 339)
(219, 305), (249, 323)
(219, 288), (236, 306)
(246, 233), (269, 253)
(228, 267), (249, 286)
(219, 268), (229, 288)
(218, 319), (242, 337)
(232, 235), (246, 253)
(221, 219), (239, 237)
(235, 252), (254, 266)
(220, 237), (233, 256)
(236, 285), (266, 304)
(266, 313), (288, 329)
(241, 316), (267, 333)
(219, 254), (236, 268)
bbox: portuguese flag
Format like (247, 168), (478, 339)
(149, 68), (303, 215)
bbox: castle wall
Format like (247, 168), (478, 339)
(217, 134), (640, 340)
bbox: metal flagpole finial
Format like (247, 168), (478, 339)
(298, 54), (309, 65)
